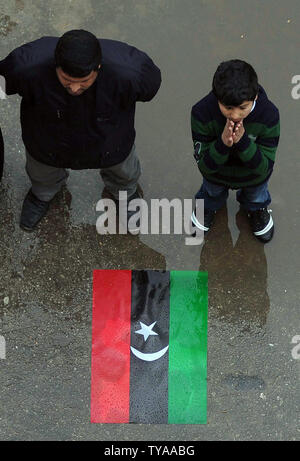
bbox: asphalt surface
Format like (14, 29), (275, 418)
(0, 0), (299, 441)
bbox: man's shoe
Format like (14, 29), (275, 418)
(102, 184), (144, 201)
(247, 208), (274, 243)
(101, 186), (144, 234)
(191, 208), (216, 234)
(20, 189), (50, 231)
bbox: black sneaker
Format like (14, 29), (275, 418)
(247, 208), (274, 243)
(191, 208), (216, 234)
(20, 189), (50, 231)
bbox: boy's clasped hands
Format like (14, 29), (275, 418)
(221, 119), (245, 147)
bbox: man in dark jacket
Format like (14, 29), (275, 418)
(0, 30), (161, 231)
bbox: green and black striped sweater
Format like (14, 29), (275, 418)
(191, 85), (280, 189)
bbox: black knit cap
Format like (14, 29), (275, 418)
(55, 29), (102, 78)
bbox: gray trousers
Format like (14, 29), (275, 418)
(25, 145), (141, 202)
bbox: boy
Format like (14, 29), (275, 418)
(191, 60), (280, 243)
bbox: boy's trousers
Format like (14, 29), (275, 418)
(195, 178), (271, 211)
(25, 144), (141, 202)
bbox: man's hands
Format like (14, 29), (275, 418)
(221, 119), (245, 147)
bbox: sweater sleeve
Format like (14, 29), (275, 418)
(234, 109), (280, 175)
(191, 108), (230, 174)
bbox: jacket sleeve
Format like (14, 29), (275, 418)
(234, 109), (280, 176)
(0, 45), (31, 98)
(119, 50), (161, 108)
(191, 108), (230, 175)
(134, 53), (161, 102)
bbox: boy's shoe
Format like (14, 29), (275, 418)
(191, 208), (216, 234)
(20, 189), (50, 231)
(247, 208), (274, 243)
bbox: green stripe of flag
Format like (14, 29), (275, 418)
(168, 271), (208, 424)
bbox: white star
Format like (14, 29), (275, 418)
(135, 321), (158, 342)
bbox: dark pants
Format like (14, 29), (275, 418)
(25, 145), (141, 202)
(195, 178), (271, 211)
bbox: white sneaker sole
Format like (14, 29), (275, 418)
(253, 214), (274, 236)
(191, 211), (210, 232)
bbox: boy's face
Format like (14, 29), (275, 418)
(218, 95), (258, 123)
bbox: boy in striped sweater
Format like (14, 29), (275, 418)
(191, 60), (280, 242)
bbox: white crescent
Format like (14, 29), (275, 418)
(130, 345), (169, 362)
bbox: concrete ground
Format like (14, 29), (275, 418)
(0, 0), (299, 441)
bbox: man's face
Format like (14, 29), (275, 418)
(56, 66), (100, 96)
(218, 95), (258, 123)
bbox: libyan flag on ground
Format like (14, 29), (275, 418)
(91, 270), (208, 424)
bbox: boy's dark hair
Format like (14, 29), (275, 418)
(212, 59), (258, 106)
(55, 29), (102, 78)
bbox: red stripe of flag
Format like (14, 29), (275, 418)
(91, 270), (132, 423)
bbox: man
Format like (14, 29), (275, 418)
(0, 30), (161, 231)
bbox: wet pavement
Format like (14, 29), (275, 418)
(0, 0), (299, 441)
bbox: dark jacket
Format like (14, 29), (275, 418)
(0, 37), (161, 169)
